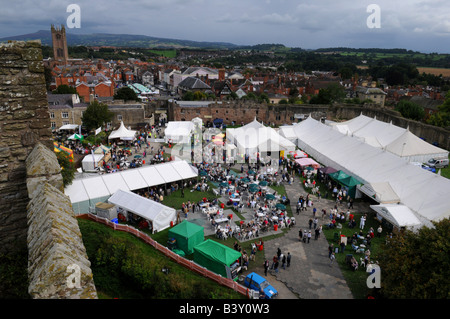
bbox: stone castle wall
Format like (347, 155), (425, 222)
(26, 143), (97, 299)
(0, 40), (53, 254)
(0, 41), (97, 299)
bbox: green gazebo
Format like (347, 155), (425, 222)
(168, 220), (204, 255)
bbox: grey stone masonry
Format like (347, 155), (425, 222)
(25, 143), (97, 299)
(0, 40), (53, 255)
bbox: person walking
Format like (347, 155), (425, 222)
(307, 231), (312, 243)
(286, 252), (291, 268)
(329, 252), (336, 267)
(274, 259), (279, 273)
(328, 244), (334, 258)
(263, 259), (269, 276)
(314, 227), (320, 240)
(282, 254), (286, 269)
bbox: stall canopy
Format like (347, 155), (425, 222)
(328, 170), (350, 181)
(108, 121), (137, 141)
(64, 160), (198, 214)
(295, 157), (320, 169)
(68, 133), (84, 141)
(108, 189), (176, 233)
(193, 239), (241, 279)
(338, 175), (363, 198)
(318, 167), (337, 175)
(370, 204), (422, 230)
(59, 124), (79, 131)
(168, 220), (204, 255)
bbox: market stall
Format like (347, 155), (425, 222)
(168, 220), (204, 255)
(193, 239), (242, 281)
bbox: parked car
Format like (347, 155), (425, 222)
(243, 272), (278, 299)
(427, 157), (449, 169)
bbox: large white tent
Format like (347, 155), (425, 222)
(370, 204), (422, 231)
(65, 160), (198, 215)
(165, 121), (194, 144)
(291, 116), (450, 229)
(329, 114), (448, 163)
(108, 121), (137, 141)
(226, 119), (296, 156)
(278, 125), (298, 144)
(108, 189), (177, 233)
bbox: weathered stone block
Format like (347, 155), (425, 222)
(22, 48), (43, 61)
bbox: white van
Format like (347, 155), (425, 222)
(427, 157), (449, 168)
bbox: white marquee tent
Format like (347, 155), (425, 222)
(329, 114), (448, 163)
(65, 160), (198, 215)
(165, 121), (194, 144)
(291, 116), (450, 229)
(108, 189), (177, 233)
(278, 125), (298, 144)
(108, 121), (137, 141)
(226, 119), (296, 156)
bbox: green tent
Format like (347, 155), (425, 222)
(338, 175), (362, 198)
(168, 220), (204, 255)
(328, 170), (349, 181)
(193, 239), (242, 280)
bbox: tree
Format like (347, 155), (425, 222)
(395, 100), (425, 121)
(309, 83), (345, 104)
(52, 84), (77, 95)
(182, 91), (195, 101)
(427, 92), (450, 128)
(56, 151), (76, 187)
(377, 218), (450, 299)
(81, 101), (114, 132)
(114, 86), (139, 101)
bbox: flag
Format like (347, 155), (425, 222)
(95, 127), (102, 135)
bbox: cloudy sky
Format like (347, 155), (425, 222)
(1, 0), (449, 53)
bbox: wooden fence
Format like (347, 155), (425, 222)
(78, 214), (249, 298)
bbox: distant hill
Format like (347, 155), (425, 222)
(0, 30), (239, 49)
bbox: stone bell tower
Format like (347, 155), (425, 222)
(51, 24), (69, 65)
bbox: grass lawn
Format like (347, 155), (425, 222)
(161, 180), (217, 209)
(321, 211), (385, 299)
(78, 218), (245, 299)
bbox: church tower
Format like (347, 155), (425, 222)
(51, 25), (69, 65)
